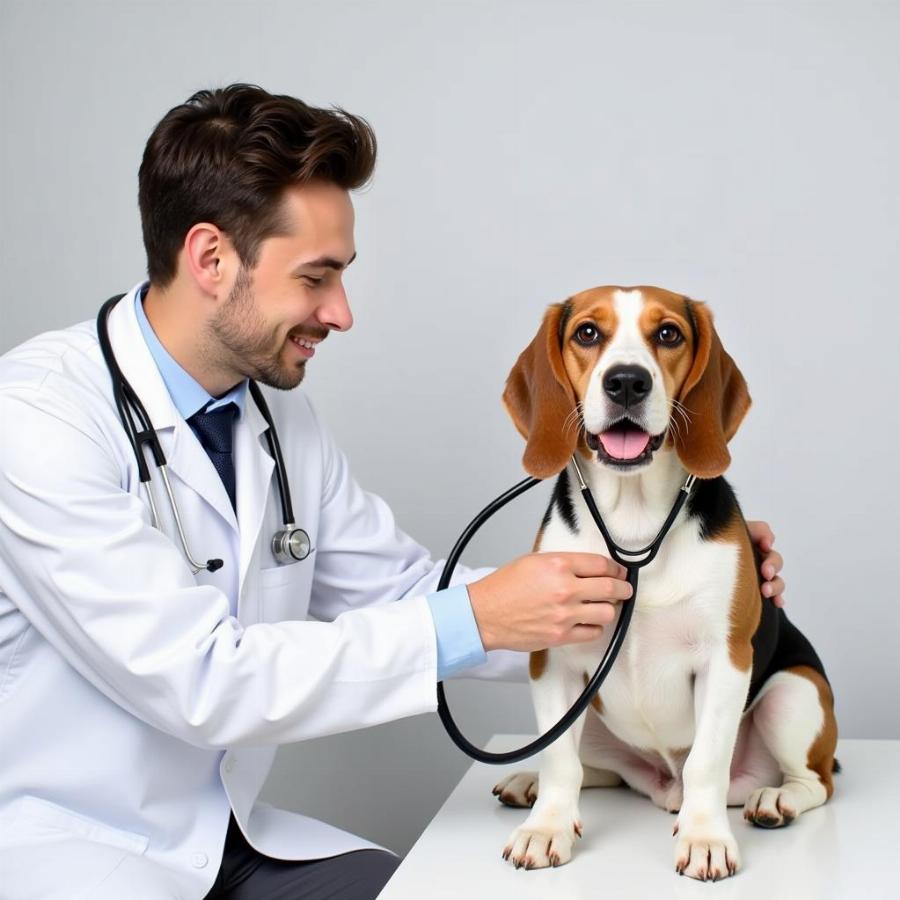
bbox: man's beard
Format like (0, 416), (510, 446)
(208, 266), (306, 391)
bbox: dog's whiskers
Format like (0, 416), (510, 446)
(563, 401), (587, 440)
(667, 398), (692, 443)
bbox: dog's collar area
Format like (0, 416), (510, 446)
(570, 453), (695, 495)
(569, 454), (695, 566)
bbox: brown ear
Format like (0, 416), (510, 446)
(673, 301), (752, 478)
(502, 302), (578, 478)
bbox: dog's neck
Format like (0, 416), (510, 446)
(574, 446), (692, 550)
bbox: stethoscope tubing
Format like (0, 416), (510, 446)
(436, 460), (694, 764)
(96, 293), (310, 572)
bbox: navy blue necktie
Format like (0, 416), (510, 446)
(189, 403), (238, 511)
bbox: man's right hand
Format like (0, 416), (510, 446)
(466, 553), (633, 653)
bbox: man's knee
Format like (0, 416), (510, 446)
(342, 849), (401, 898)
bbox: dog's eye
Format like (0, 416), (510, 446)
(574, 323), (602, 346)
(657, 324), (684, 346)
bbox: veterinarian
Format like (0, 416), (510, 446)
(0, 84), (785, 900)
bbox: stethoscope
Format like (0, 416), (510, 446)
(436, 456), (696, 764)
(97, 294), (312, 574)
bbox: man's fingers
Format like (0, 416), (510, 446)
(570, 623), (607, 643)
(747, 519), (774, 548)
(570, 600), (617, 628)
(762, 550), (783, 580)
(550, 552), (628, 580)
(573, 577), (633, 604)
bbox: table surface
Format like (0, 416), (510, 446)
(379, 735), (899, 900)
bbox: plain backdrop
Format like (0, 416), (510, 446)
(2, 0), (898, 856)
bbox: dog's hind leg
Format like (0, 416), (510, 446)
(741, 665), (838, 828)
(492, 764), (622, 809)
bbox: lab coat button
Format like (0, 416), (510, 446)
(191, 852), (208, 869)
(223, 757), (235, 773)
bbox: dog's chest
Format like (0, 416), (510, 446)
(541, 510), (739, 754)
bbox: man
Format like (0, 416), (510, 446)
(0, 85), (785, 899)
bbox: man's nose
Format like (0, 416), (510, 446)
(318, 282), (354, 332)
(603, 364), (652, 409)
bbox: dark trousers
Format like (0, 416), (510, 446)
(203, 814), (400, 900)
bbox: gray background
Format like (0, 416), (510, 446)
(2, 0), (898, 856)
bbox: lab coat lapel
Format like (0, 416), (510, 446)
(104, 289), (238, 531)
(234, 393), (275, 606)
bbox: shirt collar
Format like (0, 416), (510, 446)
(133, 282), (248, 420)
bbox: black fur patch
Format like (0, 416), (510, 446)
(541, 467), (578, 536)
(686, 476), (740, 541)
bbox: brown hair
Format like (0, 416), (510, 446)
(138, 83), (377, 287)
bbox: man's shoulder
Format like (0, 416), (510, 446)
(0, 318), (101, 395)
(0, 319), (113, 439)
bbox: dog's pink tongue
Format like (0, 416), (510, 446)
(599, 427), (651, 460)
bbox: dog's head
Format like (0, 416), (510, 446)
(502, 286), (751, 480)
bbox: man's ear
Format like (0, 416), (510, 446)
(673, 301), (752, 478)
(502, 302), (579, 478)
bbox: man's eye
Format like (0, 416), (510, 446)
(657, 324), (684, 346)
(301, 276), (323, 287)
(574, 323), (602, 346)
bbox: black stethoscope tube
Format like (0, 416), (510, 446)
(248, 380), (294, 528)
(436, 462), (694, 764)
(96, 293), (311, 571)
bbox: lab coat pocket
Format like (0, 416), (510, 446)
(6, 795), (150, 855)
(259, 562), (313, 623)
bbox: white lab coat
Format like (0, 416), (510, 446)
(0, 285), (526, 899)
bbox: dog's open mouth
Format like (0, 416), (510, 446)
(586, 418), (666, 467)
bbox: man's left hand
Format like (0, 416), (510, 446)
(747, 520), (785, 607)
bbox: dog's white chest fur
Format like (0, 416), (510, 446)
(540, 484), (740, 757)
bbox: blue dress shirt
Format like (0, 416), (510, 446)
(133, 283), (486, 679)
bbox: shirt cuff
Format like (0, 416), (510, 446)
(425, 583), (488, 680)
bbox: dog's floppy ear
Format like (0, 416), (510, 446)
(673, 301), (751, 479)
(503, 302), (578, 479)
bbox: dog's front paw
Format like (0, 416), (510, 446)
(492, 771), (538, 808)
(502, 812), (582, 869)
(672, 817), (741, 881)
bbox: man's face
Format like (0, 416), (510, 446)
(209, 181), (356, 390)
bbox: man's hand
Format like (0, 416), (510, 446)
(467, 553), (633, 653)
(746, 520), (786, 607)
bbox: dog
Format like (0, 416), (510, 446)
(492, 286), (838, 881)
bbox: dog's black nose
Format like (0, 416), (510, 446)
(603, 364), (652, 409)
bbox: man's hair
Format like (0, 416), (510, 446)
(138, 83), (376, 286)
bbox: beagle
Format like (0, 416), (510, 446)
(492, 286), (838, 882)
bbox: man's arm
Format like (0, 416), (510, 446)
(0, 389), (441, 747)
(303, 398), (631, 681)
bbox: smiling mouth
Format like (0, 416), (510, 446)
(585, 418), (666, 467)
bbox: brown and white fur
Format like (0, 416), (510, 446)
(493, 286), (838, 881)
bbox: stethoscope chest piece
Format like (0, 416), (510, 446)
(272, 525), (312, 563)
